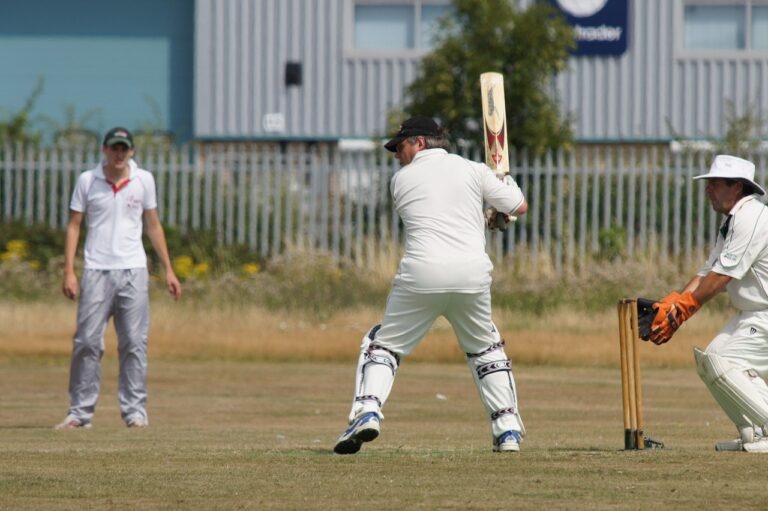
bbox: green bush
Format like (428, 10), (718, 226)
(0, 220), (735, 317)
(0, 220), (65, 267)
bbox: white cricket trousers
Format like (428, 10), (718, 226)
(701, 309), (768, 429)
(67, 268), (150, 424)
(351, 284), (524, 438)
(376, 285), (502, 355)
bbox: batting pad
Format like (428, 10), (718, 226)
(694, 347), (768, 431)
(348, 325), (399, 423)
(466, 342), (524, 438)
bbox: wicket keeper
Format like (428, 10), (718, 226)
(647, 154), (768, 452)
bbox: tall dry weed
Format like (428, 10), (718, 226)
(1, 300), (732, 369)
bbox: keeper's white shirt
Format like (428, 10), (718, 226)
(70, 159), (157, 270)
(698, 194), (768, 311)
(390, 148), (525, 293)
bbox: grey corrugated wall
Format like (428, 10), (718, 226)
(195, 0), (768, 142)
(195, 0), (421, 140)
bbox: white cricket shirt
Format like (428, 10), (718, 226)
(698, 194), (768, 311)
(390, 148), (525, 293)
(70, 159), (157, 270)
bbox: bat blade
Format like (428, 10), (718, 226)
(480, 72), (513, 229)
(480, 72), (510, 177)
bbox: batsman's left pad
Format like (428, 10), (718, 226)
(636, 298), (658, 342)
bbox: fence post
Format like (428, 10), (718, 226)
(626, 147), (636, 256)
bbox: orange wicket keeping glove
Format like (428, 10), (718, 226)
(649, 291), (701, 345)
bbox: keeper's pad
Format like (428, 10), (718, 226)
(348, 324), (400, 423)
(466, 340), (525, 438)
(694, 347), (768, 431)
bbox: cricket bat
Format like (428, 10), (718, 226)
(480, 72), (513, 230)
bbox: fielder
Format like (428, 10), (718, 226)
(646, 154), (768, 452)
(333, 116), (528, 454)
(56, 127), (181, 429)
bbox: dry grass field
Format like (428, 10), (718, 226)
(3, 301), (766, 510)
(2, 359), (768, 510)
(0, 301), (733, 366)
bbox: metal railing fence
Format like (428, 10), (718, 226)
(2, 144), (762, 272)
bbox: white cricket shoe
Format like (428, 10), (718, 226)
(54, 415), (92, 430)
(333, 412), (380, 455)
(743, 438), (768, 453)
(126, 416), (148, 428)
(493, 430), (522, 452)
(716, 426), (767, 452)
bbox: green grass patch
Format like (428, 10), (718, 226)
(1, 360), (765, 510)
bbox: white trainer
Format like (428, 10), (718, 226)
(54, 415), (92, 430)
(716, 426), (768, 452)
(493, 430), (522, 452)
(333, 412), (380, 455)
(743, 438), (768, 453)
(126, 416), (148, 428)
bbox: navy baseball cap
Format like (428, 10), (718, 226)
(103, 127), (134, 148)
(384, 116), (440, 152)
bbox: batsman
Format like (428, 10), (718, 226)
(332, 115), (528, 454)
(641, 155), (768, 452)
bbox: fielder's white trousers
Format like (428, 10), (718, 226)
(67, 269), (150, 425)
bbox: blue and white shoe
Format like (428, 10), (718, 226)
(493, 430), (522, 452)
(333, 412), (380, 455)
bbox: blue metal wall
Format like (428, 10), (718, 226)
(0, 0), (194, 143)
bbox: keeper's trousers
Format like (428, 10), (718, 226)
(701, 309), (768, 430)
(67, 268), (150, 424)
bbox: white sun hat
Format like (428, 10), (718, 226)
(693, 154), (765, 196)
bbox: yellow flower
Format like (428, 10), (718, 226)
(0, 251), (14, 263)
(28, 260), (41, 271)
(193, 262), (209, 276)
(173, 255), (194, 279)
(6, 239), (28, 257)
(242, 263), (261, 275)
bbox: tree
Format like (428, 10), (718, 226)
(401, 0), (574, 154)
(718, 100), (765, 156)
(40, 104), (102, 148)
(0, 77), (44, 146)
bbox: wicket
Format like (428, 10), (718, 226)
(617, 298), (644, 450)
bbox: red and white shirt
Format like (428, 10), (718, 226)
(70, 159), (157, 270)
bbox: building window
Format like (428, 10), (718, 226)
(752, 6), (768, 48)
(353, 1), (451, 51)
(683, 1), (768, 51)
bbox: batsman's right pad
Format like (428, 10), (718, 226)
(636, 298), (659, 342)
(465, 340), (524, 438)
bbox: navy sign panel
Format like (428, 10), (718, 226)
(550, 0), (629, 56)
